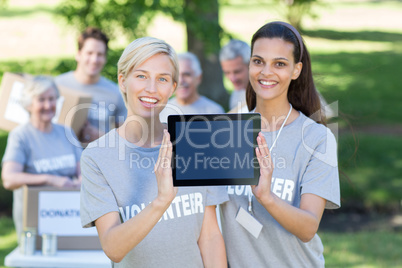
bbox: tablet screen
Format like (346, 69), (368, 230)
(168, 113), (260, 186)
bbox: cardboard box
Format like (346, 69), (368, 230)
(0, 72), (91, 136)
(22, 185), (102, 250)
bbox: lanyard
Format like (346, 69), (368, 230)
(248, 104), (293, 213)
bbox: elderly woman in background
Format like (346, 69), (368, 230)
(1, 76), (82, 241)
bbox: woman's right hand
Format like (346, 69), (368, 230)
(154, 129), (177, 206)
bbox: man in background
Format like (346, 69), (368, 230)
(55, 27), (126, 143)
(159, 52), (224, 122)
(219, 39), (250, 112)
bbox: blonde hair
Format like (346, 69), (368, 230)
(117, 37), (179, 105)
(21, 76), (60, 110)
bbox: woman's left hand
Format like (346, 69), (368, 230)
(251, 132), (274, 204)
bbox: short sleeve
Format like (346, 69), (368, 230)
(1, 129), (28, 166)
(300, 128), (340, 209)
(205, 186), (229, 207)
(80, 151), (120, 228)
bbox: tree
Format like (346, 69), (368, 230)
(56, 0), (229, 109)
(274, 0), (321, 31)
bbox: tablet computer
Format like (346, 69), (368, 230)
(168, 113), (261, 186)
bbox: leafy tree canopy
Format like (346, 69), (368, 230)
(56, 0), (224, 53)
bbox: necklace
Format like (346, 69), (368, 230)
(269, 103), (292, 151)
(248, 103), (293, 213)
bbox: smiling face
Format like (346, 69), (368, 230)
(75, 38), (107, 79)
(29, 87), (58, 124)
(221, 56), (249, 91)
(118, 53), (176, 119)
(249, 38), (302, 104)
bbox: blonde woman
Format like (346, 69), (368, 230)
(80, 37), (228, 267)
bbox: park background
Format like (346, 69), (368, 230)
(0, 0), (401, 267)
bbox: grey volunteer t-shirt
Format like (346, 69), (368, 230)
(229, 89), (246, 110)
(55, 71), (127, 133)
(80, 129), (228, 268)
(220, 112), (340, 268)
(159, 96), (224, 123)
(1, 123), (82, 240)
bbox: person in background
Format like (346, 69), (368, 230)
(219, 39), (250, 112)
(80, 37), (228, 267)
(1, 76), (82, 242)
(159, 52), (224, 123)
(55, 27), (126, 144)
(220, 21), (340, 267)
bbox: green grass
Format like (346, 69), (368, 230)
(310, 42), (402, 126)
(0, 6), (55, 18)
(329, 0), (402, 11)
(0, 49), (122, 84)
(338, 133), (402, 209)
(0, 217), (17, 268)
(304, 29), (402, 43)
(0, 130), (12, 214)
(319, 231), (402, 267)
(1, 216), (401, 268)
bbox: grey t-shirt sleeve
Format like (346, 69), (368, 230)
(300, 128), (340, 209)
(1, 128), (27, 166)
(80, 151), (120, 228)
(205, 186), (229, 206)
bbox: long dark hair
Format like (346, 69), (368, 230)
(246, 22), (325, 125)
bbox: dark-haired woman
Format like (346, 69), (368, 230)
(220, 21), (340, 267)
